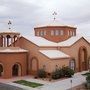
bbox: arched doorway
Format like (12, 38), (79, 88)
(12, 63), (21, 76)
(30, 57), (39, 75)
(78, 46), (88, 71)
(0, 63), (3, 77)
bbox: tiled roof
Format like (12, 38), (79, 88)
(23, 35), (89, 47)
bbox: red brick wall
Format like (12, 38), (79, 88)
(0, 52), (27, 78)
(34, 26), (76, 42)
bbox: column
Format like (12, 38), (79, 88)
(3, 35), (6, 47)
(17, 35), (20, 47)
(2, 37), (4, 47)
(11, 36), (14, 47)
(4, 37), (6, 47)
(14, 36), (16, 47)
(7, 37), (9, 47)
(1, 36), (3, 47)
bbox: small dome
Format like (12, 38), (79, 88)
(0, 29), (20, 35)
(35, 20), (75, 28)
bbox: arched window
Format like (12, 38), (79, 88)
(44, 31), (46, 36)
(60, 30), (64, 35)
(70, 31), (72, 36)
(69, 59), (76, 70)
(51, 30), (54, 36)
(6, 35), (11, 46)
(40, 31), (44, 36)
(37, 31), (40, 36)
(55, 30), (59, 35)
(72, 31), (75, 36)
(68, 31), (70, 36)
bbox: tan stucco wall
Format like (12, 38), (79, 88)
(59, 38), (90, 71)
(18, 37), (70, 73)
(15, 37), (90, 74)
(48, 59), (69, 72)
(17, 37), (51, 73)
(0, 52), (27, 78)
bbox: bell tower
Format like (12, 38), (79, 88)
(0, 20), (20, 47)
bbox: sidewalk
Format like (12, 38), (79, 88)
(0, 71), (88, 90)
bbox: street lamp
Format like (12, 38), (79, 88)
(70, 79), (72, 90)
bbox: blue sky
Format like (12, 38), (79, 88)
(0, 0), (90, 36)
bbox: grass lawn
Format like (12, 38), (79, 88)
(14, 80), (43, 88)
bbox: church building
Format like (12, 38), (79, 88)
(0, 21), (90, 78)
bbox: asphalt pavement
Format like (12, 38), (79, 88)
(0, 83), (24, 90)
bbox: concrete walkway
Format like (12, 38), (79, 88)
(0, 71), (88, 90)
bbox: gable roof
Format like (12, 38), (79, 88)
(39, 50), (70, 59)
(23, 36), (57, 47)
(57, 36), (82, 46)
(84, 36), (90, 43)
(23, 35), (90, 47)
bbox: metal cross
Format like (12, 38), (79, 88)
(52, 11), (57, 21)
(8, 20), (12, 29)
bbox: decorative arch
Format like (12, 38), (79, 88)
(14, 35), (18, 41)
(78, 46), (88, 71)
(12, 63), (22, 76)
(0, 63), (4, 77)
(13, 35), (17, 46)
(6, 35), (11, 46)
(30, 57), (39, 75)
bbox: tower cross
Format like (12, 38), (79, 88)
(52, 11), (57, 21)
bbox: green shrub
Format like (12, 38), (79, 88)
(82, 72), (90, 76)
(51, 66), (75, 80)
(84, 75), (90, 89)
(86, 83), (90, 89)
(51, 69), (61, 79)
(65, 67), (75, 77)
(86, 75), (90, 83)
(85, 82), (90, 89)
(37, 69), (46, 78)
(61, 66), (67, 77)
(62, 66), (75, 77)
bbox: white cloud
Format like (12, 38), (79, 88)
(0, 0), (90, 36)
